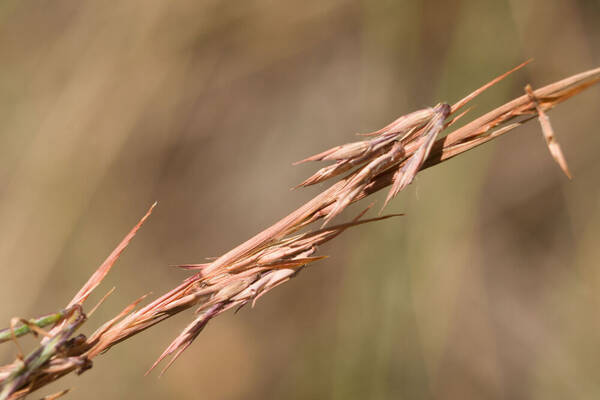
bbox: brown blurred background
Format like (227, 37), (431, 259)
(1, 1), (599, 399)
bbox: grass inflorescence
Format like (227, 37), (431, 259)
(0, 62), (598, 399)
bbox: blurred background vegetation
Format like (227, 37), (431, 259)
(0, 1), (599, 399)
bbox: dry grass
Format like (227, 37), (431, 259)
(0, 63), (598, 399)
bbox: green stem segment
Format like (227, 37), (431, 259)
(0, 306), (87, 400)
(0, 309), (70, 344)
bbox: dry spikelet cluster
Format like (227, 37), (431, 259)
(0, 62), (598, 399)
